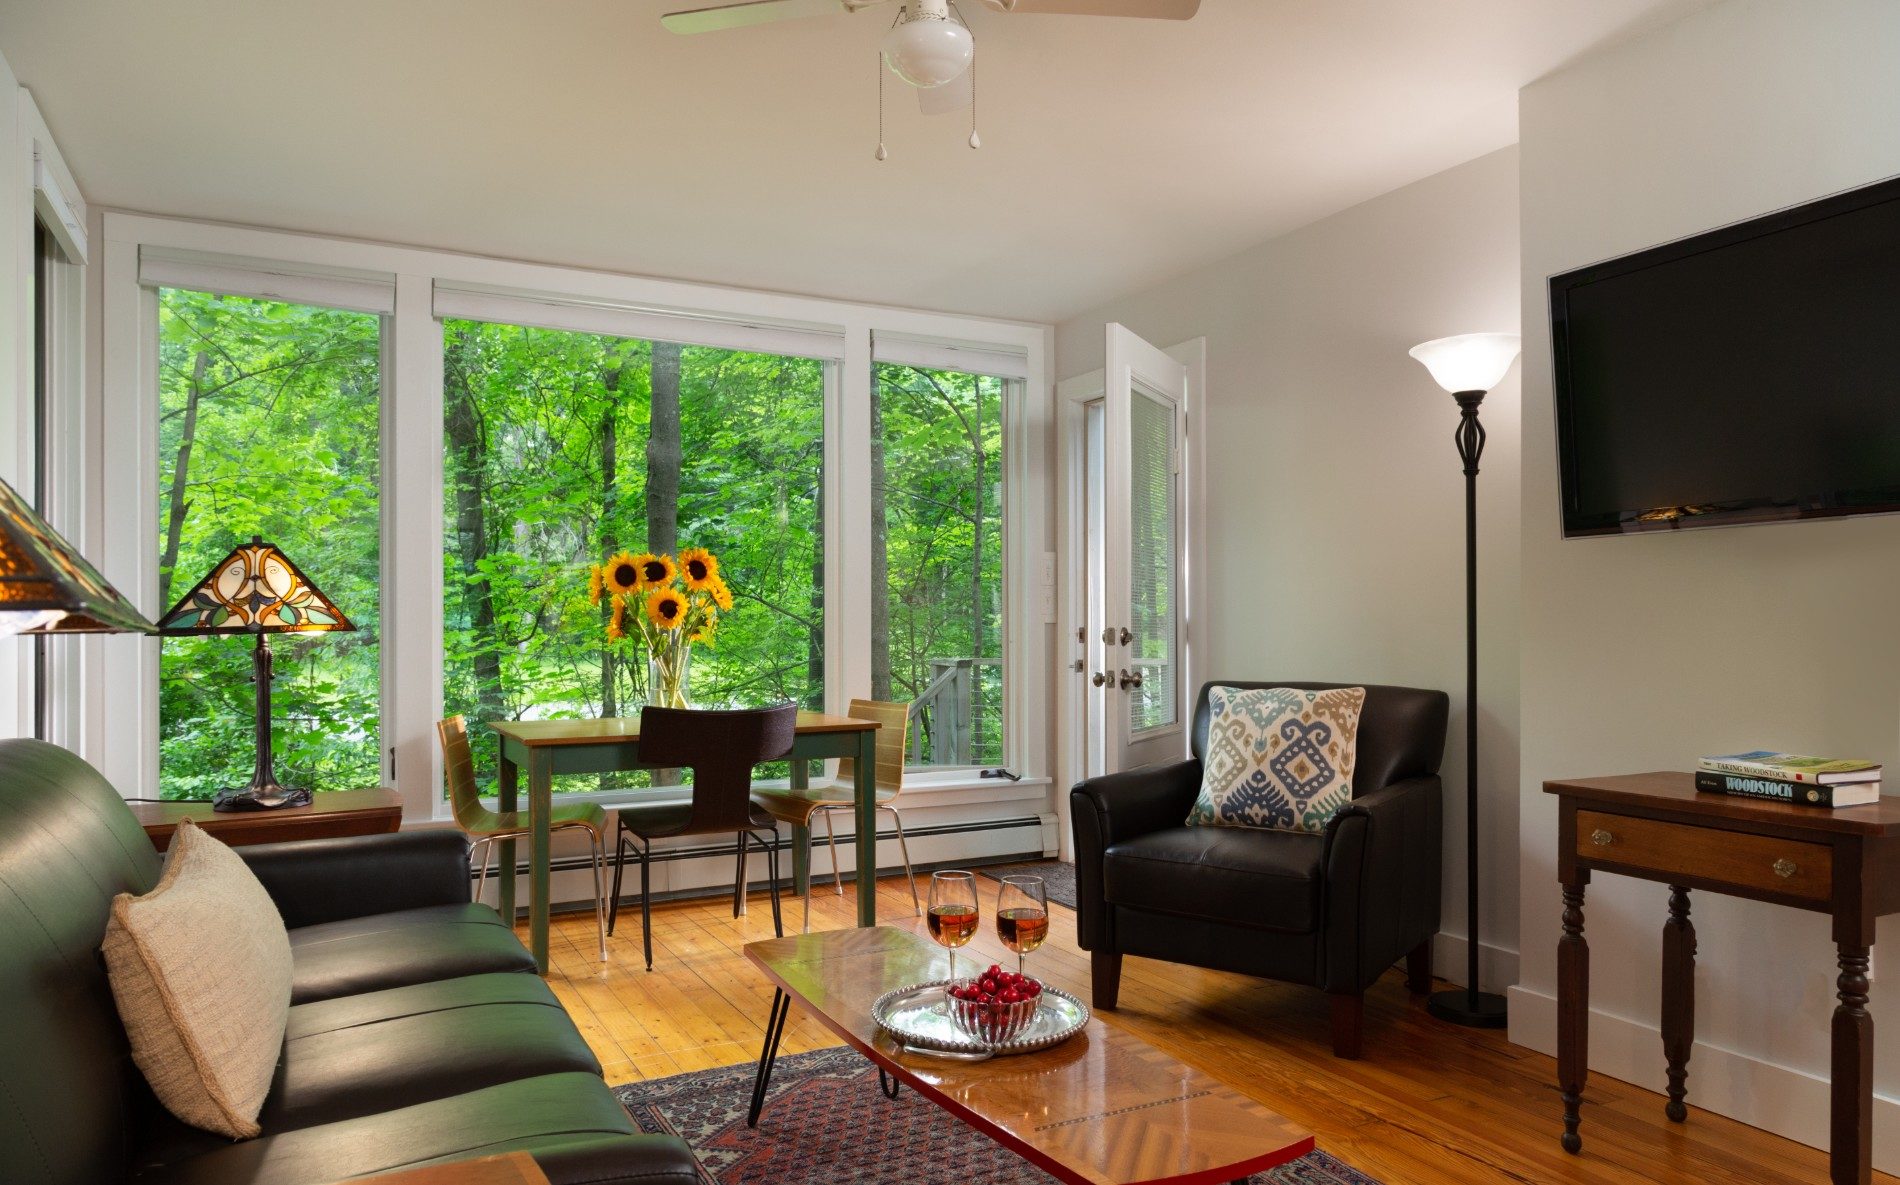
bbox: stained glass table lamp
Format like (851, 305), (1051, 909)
(0, 475), (155, 637)
(157, 536), (354, 812)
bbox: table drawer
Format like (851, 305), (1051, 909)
(1576, 809), (1833, 902)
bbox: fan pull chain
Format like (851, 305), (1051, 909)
(968, 45), (980, 149)
(875, 48), (887, 161)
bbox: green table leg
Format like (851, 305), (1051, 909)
(496, 751), (518, 924)
(529, 752), (553, 975)
(789, 756), (810, 897)
(855, 727), (877, 927)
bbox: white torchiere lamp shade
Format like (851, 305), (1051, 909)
(1408, 333), (1522, 394)
(882, 5), (974, 88)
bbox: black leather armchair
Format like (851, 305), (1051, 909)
(1072, 680), (1449, 1058)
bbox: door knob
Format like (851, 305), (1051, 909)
(1118, 669), (1144, 691)
(1118, 626), (1133, 646)
(1090, 672), (1108, 687)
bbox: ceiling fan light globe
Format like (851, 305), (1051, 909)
(881, 15), (973, 88)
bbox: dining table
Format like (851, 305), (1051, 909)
(485, 711), (881, 974)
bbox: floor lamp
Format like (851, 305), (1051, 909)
(1408, 331), (1521, 1029)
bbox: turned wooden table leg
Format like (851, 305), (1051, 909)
(1558, 880), (1589, 1154)
(1832, 944), (1872, 1185)
(1661, 885), (1695, 1123)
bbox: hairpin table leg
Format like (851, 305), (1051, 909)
(879, 1068), (902, 1099)
(747, 987), (791, 1128)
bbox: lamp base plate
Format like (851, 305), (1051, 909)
(1426, 988), (1509, 1028)
(213, 785), (314, 813)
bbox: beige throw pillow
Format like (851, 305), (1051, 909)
(1186, 685), (1367, 833)
(101, 819), (291, 1139)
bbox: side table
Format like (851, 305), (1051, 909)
(1546, 772), (1900, 1185)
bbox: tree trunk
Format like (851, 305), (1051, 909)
(598, 343), (628, 726)
(647, 341), (682, 783)
(159, 351), (209, 607)
(647, 341), (682, 559)
(870, 378), (892, 702)
(444, 333), (507, 730)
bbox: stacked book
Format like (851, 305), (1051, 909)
(1695, 751), (1883, 808)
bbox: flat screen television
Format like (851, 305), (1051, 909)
(1549, 174), (1900, 538)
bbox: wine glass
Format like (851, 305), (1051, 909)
(927, 870), (980, 982)
(994, 875), (1049, 978)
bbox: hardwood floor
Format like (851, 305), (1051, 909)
(529, 875), (1889, 1185)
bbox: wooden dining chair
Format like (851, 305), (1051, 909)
(436, 715), (610, 961)
(751, 697), (920, 933)
(608, 703), (797, 971)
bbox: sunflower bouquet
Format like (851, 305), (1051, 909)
(588, 547), (732, 710)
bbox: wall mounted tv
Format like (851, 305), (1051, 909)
(1550, 174), (1900, 538)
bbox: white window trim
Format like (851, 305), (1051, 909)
(99, 212), (1052, 823)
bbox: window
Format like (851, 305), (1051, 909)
(156, 289), (383, 800)
(441, 320), (826, 788)
(872, 363), (1006, 770)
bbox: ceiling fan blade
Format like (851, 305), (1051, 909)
(917, 67), (973, 116)
(662, 0), (851, 34)
(975, 0), (1199, 16)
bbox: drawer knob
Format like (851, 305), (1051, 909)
(1773, 858), (1798, 879)
(1591, 828), (1614, 846)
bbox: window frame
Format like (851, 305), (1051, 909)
(100, 214), (1052, 821)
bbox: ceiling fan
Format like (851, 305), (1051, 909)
(662, 0), (1201, 156)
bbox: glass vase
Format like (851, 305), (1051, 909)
(647, 641), (692, 710)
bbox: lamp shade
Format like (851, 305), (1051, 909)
(0, 474), (155, 636)
(882, 11), (973, 88)
(1408, 333), (1522, 394)
(157, 537), (353, 636)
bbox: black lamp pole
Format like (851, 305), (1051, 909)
(1427, 388), (1509, 1028)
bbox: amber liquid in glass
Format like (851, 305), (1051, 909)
(996, 907), (1049, 954)
(928, 904), (980, 947)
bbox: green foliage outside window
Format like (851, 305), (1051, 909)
(156, 289), (382, 801)
(442, 321), (826, 789)
(874, 364), (1005, 768)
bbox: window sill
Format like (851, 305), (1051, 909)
(415, 774), (1051, 824)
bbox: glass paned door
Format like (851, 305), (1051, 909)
(1103, 324), (1188, 773)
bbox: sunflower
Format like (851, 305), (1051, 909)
(606, 593), (627, 642)
(634, 552), (677, 589)
(678, 547), (720, 590)
(706, 575), (734, 612)
(587, 564), (605, 606)
(644, 588), (687, 630)
(603, 552), (643, 596)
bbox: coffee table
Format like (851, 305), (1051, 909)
(743, 926), (1314, 1185)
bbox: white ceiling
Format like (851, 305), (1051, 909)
(0, 0), (1713, 323)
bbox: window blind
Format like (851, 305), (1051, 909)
(138, 248), (396, 316)
(432, 282), (846, 361)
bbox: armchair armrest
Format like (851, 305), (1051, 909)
(237, 829), (471, 930)
(1069, 758), (1202, 950)
(1320, 774), (1442, 994)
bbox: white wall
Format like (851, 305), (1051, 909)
(1511, 0), (1900, 1168)
(1055, 146), (1524, 990)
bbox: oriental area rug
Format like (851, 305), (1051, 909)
(614, 1047), (1380, 1185)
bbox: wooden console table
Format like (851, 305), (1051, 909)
(1547, 772), (1900, 1185)
(131, 788), (403, 851)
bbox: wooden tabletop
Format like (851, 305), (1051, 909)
(489, 710), (879, 747)
(130, 787), (403, 851)
(745, 925), (1313, 1185)
(1544, 772), (1900, 836)
(343, 1152), (549, 1185)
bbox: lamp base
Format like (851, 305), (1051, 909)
(1427, 987), (1509, 1028)
(213, 784), (314, 813)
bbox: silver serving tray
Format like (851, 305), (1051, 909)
(871, 979), (1090, 1057)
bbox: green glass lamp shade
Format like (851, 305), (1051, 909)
(0, 474), (155, 636)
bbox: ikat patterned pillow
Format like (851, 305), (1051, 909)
(1186, 685), (1367, 834)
